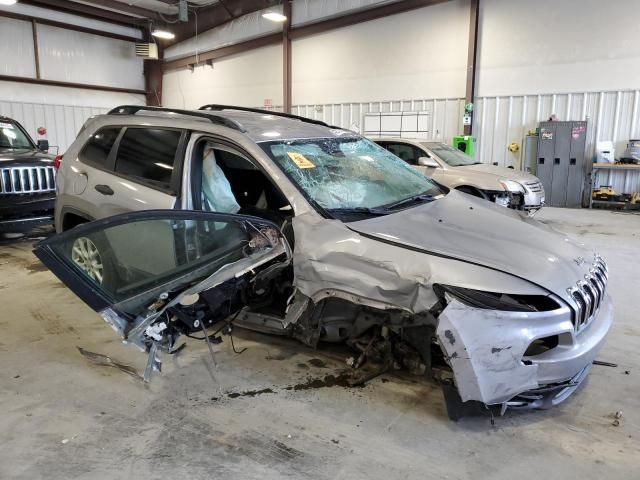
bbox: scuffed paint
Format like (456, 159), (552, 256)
(436, 299), (540, 404)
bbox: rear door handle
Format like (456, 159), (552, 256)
(95, 184), (114, 196)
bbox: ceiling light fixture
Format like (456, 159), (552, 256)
(151, 28), (175, 40)
(262, 11), (287, 22)
(0, 0), (18, 5)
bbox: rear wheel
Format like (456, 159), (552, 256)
(70, 235), (115, 288)
(71, 237), (104, 283)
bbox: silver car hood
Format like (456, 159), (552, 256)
(456, 163), (539, 183)
(348, 191), (593, 299)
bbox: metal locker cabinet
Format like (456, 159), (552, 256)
(549, 122), (572, 207)
(537, 122), (556, 198)
(522, 134), (539, 174)
(566, 121), (587, 207)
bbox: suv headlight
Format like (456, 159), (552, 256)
(499, 180), (525, 193)
(434, 284), (560, 312)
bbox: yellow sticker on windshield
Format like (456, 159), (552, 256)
(287, 152), (315, 169)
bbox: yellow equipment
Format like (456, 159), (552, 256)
(592, 185), (616, 200)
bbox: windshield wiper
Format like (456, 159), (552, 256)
(327, 207), (388, 216)
(381, 193), (435, 211)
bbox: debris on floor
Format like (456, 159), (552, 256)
(593, 360), (618, 368)
(611, 410), (623, 427)
(77, 347), (143, 381)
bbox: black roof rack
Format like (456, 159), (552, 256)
(107, 105), (247, 132)
(199, 104), (337, 129)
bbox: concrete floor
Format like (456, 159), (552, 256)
(0, 207), (638, 480)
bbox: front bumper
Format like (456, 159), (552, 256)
(522, 182), (545, 211)
(0, 194), (55, 232)
(436, 295), (613, 407)
(493, 182), (545, 211)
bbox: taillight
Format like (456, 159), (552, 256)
(53, 155), (63, 170)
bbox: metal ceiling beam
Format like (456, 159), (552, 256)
(0, 74), (146, 95)
(162, 33), (282, 71)
(163, 0), (453, 72)
(71, 0), (162, 20)
(0, 9), (141, 42)
(19, 0), (145, 27)
(289, 0), (451, 40)
(167, 0), (280, 44)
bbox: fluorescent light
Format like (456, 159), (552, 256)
(0, 0), (18, 5)
(154, 162), (174, 170)
(151, 29), (175, 40)
(262, 11), (287, 22)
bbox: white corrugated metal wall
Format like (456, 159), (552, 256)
(0, 13), (144, 154)
(0, 101), (108, 154)
(282, 89), (640, 194)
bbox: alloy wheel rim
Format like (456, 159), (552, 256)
(71, 237), (104, 284)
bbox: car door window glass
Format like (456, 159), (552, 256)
(78, 128), (121, 168)
(384, 143), (422, 165)
(52, 214), (276, 303)
(114, 128), (181, 189)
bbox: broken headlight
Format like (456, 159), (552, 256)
(499, 180), (525, 193)
(434, 284), (560, 312)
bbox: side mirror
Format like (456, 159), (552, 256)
(418, 156), (439, 168)
(37, 139), (49, 152)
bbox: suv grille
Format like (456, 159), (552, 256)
(568, 255), (608, 331)
(0, 167), (56, 194)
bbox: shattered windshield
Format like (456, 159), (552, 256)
(423, 143), (478, 166)
(260, 137), (443, 215)
(0, 121), (34, 150)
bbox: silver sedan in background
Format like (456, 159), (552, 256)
(373, 138), (545, 212)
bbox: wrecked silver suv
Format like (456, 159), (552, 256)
(39, 105), (613, 420)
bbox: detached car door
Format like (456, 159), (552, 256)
(34, 209), (291, 379)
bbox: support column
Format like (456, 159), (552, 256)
(464, 0), (479, 135)
(144, 26), (163, 106)
(31, 19), (41, 79)
(283, 0), (292, 113)
(145, 56), (163, 106)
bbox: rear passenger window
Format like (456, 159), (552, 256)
(78, 128), (121, 168)
(114, 128), (181, 190)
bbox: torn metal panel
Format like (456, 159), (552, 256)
(437, 299), (539, 404)
(291, 212), (438, 314)
(436, 295), (613, 406)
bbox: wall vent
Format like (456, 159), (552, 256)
(135, 43), (159, 60)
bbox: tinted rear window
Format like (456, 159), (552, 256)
(78, 128), (121, 168)
(114, 128), (181, 189)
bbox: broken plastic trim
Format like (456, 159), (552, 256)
(434, 284), (560, 312)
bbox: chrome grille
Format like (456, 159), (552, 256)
(525, 181), (544, 193)
(568, 255), (608, 331)
(0, 166), (56, 194)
